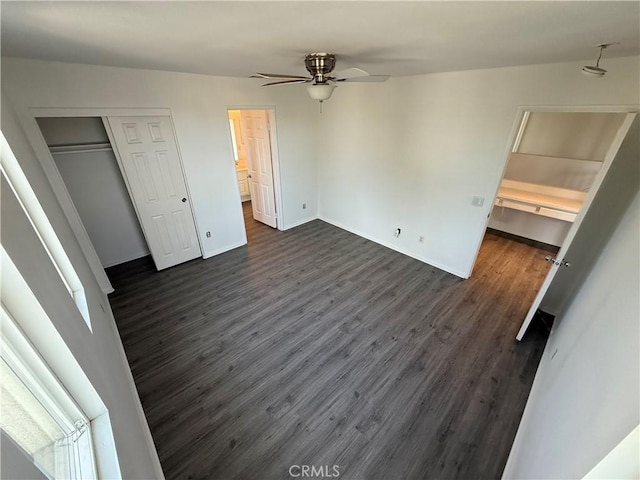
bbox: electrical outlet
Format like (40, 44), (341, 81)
(206, 231), (212, 238)
(302, 203), (306, 210)
(394, 228), (401, 238)
(472, 196), (485, 207)
(419, 236), (425, 243)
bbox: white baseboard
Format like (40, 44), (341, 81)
(282, 216), (318, 230)
(318, 215), (468, 279)
(202, 241), (247, 259)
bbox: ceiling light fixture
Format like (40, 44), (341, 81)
(582, 43), (617, 77)
(307, 83), (337, 112)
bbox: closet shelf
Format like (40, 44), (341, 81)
(49, 142), (113, 155)
(494, 180), (587, 223)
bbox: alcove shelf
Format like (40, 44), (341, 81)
(494, 179), (587, 223)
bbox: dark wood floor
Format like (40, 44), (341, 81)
(107, 202), (551, 480)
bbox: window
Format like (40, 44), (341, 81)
(0, 306), (97, 479)
(0, 132), (90, 328)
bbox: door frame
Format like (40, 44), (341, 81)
(226, 106), (285, 232)
(21, 107), (203, 291)
(467, 105), (639, 339)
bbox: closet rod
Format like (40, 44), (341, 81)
(49, 142), (113, 155)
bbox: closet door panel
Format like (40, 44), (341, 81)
(108, 116), (201, 270)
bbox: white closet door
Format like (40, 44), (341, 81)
(107, 116), (201, 270)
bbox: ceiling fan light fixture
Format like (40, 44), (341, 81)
(307, 83), (337, 102)
(581, 43), (617, 77)
(581, 65), (607, 77)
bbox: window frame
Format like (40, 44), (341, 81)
(1, 305), (97, 479)
(0, 132), (91, 328)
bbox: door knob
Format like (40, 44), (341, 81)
(545, 256), (571, 267)
(247, 174), (252, 178)
(181, 197), (187, 203)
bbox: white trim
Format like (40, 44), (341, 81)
(318, 215), (468, 278)
(0, 250), (122, 479)
(282, 216), (318, 230)
(202, 240), (247, 259)
(1, 307), (86, 434)
(1, 133), (92, 326)
(0, 319), (98, 479)
(30, 107), (171, 118)
(511, 110), (530, 152)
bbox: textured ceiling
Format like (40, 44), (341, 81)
(2, 1), (639, 78)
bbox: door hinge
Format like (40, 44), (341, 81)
(545, 256), (571, 267)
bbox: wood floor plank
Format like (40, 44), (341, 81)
(107, 202), (550, 480)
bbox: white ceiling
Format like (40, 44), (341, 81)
(2, 1), (639, 78)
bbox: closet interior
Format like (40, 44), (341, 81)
(489, 111), (627, 247)
(36, 116), (150, 268)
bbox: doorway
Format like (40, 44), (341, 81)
(227, 109), (281, 237)
(476, 109), (636, 340)
(35, 115), (202, 271)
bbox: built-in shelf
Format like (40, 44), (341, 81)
(494, 179), (587, 223)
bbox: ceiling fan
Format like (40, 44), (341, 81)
(252, 53), (390, 106)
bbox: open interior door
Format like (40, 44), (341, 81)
(240, 110), (277, 228)
(516, 112), (637, 340)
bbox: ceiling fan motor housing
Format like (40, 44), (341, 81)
(305, 53), (336, 83)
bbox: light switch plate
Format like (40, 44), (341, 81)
(472, 196), (485, 207)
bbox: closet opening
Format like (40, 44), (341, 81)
(227, 109), (281, 242)
(35, 115), (202, 272)
(476, 110), (636, 340)
(36, 116), (151, 269)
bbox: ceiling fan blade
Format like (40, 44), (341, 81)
(253, 73), (311, 80)
(262, 79), (310, 86)
(340, 75), (390, 83)
(332, 67), (369, 80)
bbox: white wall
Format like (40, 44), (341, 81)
(37, 117), (149, 267)
(488, 207), (571, 247)
(37, 116), (109, 146)
(53, 149), (150, 267)
(517, 111), (627, 161)
(317, 56), (640, 277)
(1, 57), (319, 262)
(503, 153), (601, 191)
(2, 95), (163, 477)
(502, 190), (639, 479)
